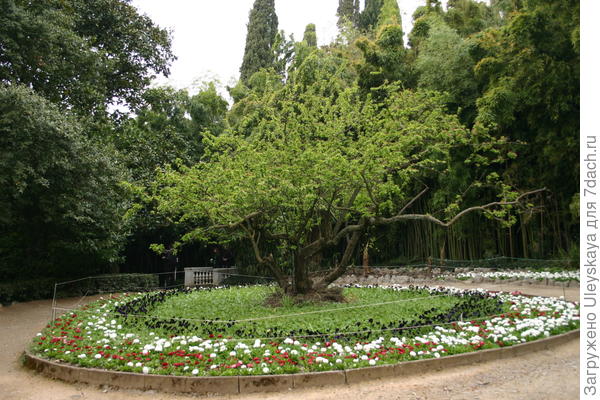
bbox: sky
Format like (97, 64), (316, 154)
(130, 0), (437, 93)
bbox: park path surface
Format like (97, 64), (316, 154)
(0, 282), (579, 400)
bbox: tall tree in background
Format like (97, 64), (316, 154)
(472, 0), (580, 254)
(444, 0), (497, 37)
(359, 0), (383, 32)
(377, 0), (402, 32)
(355, 0), (411, 94)
(303, 23), (318, 47)
(239, 0), (279, 82)
(337, 0), (360, 28)
(415, 16), (478, 124)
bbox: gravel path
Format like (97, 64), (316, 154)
(0, 282), (579, 400)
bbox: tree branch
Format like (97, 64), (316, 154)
(315, 222), (365, 289)
(374, 188), (547, 227)
(210, 211), (262, 230)
(333, 186), (361, 236)
(243, 223), (289, 290)
(330, 188), (545, 246)
(397, 186), (428, 215)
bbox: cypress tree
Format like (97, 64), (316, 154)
(337, 0), (360, 28)
(359, 0), (384, 32)
(303, 23), (317, 47)
(239, 0), (279, 82)
(377, 0), (402, 29)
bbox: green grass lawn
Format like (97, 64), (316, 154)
(124, 286), (506, 340)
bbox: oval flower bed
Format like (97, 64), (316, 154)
(30, 285), (579, 377)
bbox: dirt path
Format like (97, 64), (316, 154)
(0, 283), (579, 400)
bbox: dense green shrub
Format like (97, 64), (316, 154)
(0, 274), (158, 305)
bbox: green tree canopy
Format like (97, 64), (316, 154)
(239, 0), (279, 82)
(415, 17), (478, 124)
(473, 0), (579, 217)
(0, 0), (174, 116)
(337, 0), (360, 28)
(356, 24), (414, 94)
(303, 23), (318, 47)
(150, 72), (535, 294)
(445, 0), (498, 37)
(0, 85), (129, 279)
(359, 0), (383, 32)
(377, 0), (402, 31)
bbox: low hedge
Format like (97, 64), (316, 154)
(0, 273), (158, 305)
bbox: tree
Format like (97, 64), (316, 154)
(150, 76), (538, 296)
(472, 0), (580, 253)
(377, 0), (402, 31)
(356, 24), (414, 94)
(239, 0), (279, 82)
(303, 23), (318, 47)
(113, 87), (194, 183)
(0, 85), (129, 279)
(359, 0), (383, 32)
(444, 0), (498, 37)
(415, 17), (478, 124)
(272, 30), (296, 79)
(0, 0), (174, 116)
(337, 0), (360, 28)
(189, 83), (229, 137)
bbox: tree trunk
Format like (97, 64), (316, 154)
(293, 253), (313, 295)
(362, 243), (370, 276)
(315, 228), (363, 290)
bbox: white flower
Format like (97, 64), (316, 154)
(369, 359), (376, 366)
(78, 354), (86, 359)
(210, 353), (217, 359)
(229, 351), (237, 357)
(127, 362), (134, 367)
(135, 362), (142, 367)
(142, 366), (150, 374)
(262, 367), (269, 373)
(94, 354), (102, 359)
(192, 369), (199, 375)
(336, 359), (343, 364)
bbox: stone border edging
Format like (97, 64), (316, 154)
(23, 329), (579, 394)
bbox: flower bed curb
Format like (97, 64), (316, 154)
(23, 329), (579, 394)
